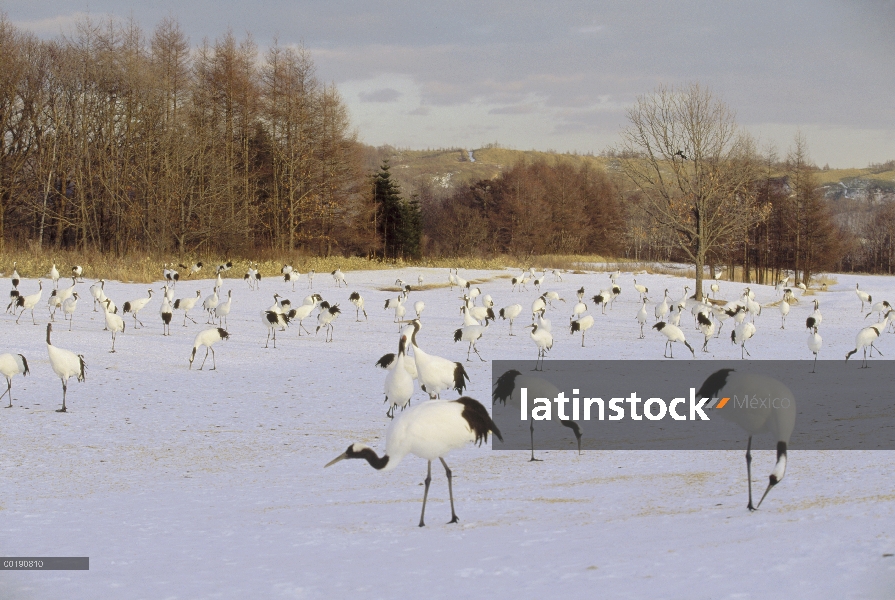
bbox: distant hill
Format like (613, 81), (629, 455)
(362, 145), (611, 198)
(361, 145), (895, 201)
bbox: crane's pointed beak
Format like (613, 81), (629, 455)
(755, 480), (776, 509)
(324, 453), (347, 468)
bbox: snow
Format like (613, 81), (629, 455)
(1, 268), (894, 599)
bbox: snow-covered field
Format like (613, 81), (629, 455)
(1, 267), (894, 599)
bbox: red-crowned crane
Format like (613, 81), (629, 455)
(123, 289), (153, 329)
(331, 267), (346, 287)
(160, 291), (173, 336)
(46, 322), (86, 412)
(262, 310), (292, 348)
(731, 320), (756, 359)
(202, 286), (220, 323)
(525, 323), (553, 371)
(855, 283), (871, 311)
(14, 280), (43, 325)
(403, 319), (469, 399)
(384, 334), (415, 418)
(214, 290), (232, 327)
(62, 292), (79, 331)
(173, 290), (202, 326)
(316, 302), (341, 342)
(807, 326), (822, 373)
(570, 315), (594, 347)
(189, 327), (230, 370)
(696, 369), (795, 511)
(652, 322), (695, 358)
(845, 324), (883, 368)
(779, 298), (790, 329)
(0, 352), (29, 408)
(493, 369), (582, 460)
(636, 297), (649, 339)
(348, 292), (367, 322)
(325, 397), (501, 527)
(499, 303), (523, 336)
(103, 298), (126, 352)
(697, 311), (715, 352)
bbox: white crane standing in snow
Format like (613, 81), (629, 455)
(262, 310), (292, 348)
(525, 323), (553, 371)
(845, 323), (883, 368)
(807, 325), (822, 373)
(189, 327), (230, 370)
(697, 311), (715, 352)
(122, 289), (153, 329)
(779, 298), (790, 329)
(202, 286), (220, 323)
(173, 290), (202, 326)
(696, 369), (795, 511)
(492, 369), (582, 460)
(160, 290), (173, 336)
(499, 303), (523, 336)
(325, 396), (501, 527)
(633, 279), (648, 301)
(214, 290), (232, 327)
(570, 315), (594, 347)
(90, 280), (106, 311)
(655, 289), (670, 322)
(62, 292), (79, 331)
(46, 322), (86, 413)
(331, 267), (346, 287)
(636, 297), (649, 339)
(454, 316), (488, 362)
(652, 322), (695, 358)
(349, 291), (367, 321)
(402, 319), (469, 399)
(855, 283), (871, 312)
(103, 298), (126, 352)
(49, 264), (60, 288)
(316, 302), (341, 342)
(384, 334), (415, 418)
(14, 280), (43, 325)
(0, 352), (29, 408)
(731, 319), (757, 359)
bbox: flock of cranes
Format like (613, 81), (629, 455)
(1, 260), (892, 525)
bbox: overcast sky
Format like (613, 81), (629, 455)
(5, 1), (894, 167)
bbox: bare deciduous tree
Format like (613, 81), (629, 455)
(618, 83), (763, 299)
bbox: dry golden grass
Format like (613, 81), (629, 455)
(0, 247), (850, 290)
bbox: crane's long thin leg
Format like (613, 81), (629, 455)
(2, 380), (11, 407)
(474, 343), (485, 362)
(746, 436), (755, 511)
(441, 457), (459, 524)
(419, 460), (432, 527)
(529, 420), (542, 462)
(210, 348), (217, 370)
(811, 353), (817, 373)
(265, 330), (271, 348)
(199, 348), (209, 370)
(57, 381), (67, 413)
(110, 332), (116, 353)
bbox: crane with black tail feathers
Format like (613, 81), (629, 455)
(652, 322), (695, 358)
(402, 319), (469, 399)
(45, 323), (86, 413)
(492, 369), (582, 461)
(0, 353), (29, 408)
(325, 397), (502, 527)
(189, 328), (230, 370)
(696, 369), (795, 511)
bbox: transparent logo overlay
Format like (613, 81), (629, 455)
(490, 360), (895, 450)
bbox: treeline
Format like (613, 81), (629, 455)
(420, 160), (626, 257)
(0, 14), (375, 256)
